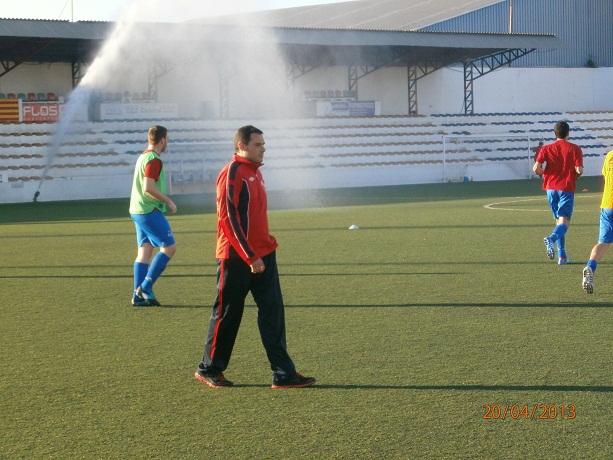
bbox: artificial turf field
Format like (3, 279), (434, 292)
(1, 177), (612, 459)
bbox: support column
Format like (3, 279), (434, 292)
(407, 65), (418, 115)
(71, 61), (84, 88)
(147, 62), (160, 102)
(219, 70), (230, 119)
(463, 62), (474, 115)
(285, 62), (296, 90)
(348, 65), (358, 95)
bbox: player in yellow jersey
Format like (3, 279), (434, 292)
(582, 149), (613, 293)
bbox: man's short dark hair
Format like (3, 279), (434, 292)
(554, 121), (570, 139)
(234, 125), (263, 151)
(148, 125), (168, 145)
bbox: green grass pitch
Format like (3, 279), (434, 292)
(1, 177), (611, 459)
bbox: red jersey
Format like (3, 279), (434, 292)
(536, 139), (583, 192)
(215, 154), (278, 264)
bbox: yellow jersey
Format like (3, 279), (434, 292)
(600, 150), (613, 209)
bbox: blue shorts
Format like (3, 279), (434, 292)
(131, 210), (175, 248)
(546, 190), (575, 221)
(599, 209), (613, 243)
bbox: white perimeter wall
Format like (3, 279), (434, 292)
(0, 63), (73, 99)
(296, 66), (613, 115)
(409, 66), (613, 115)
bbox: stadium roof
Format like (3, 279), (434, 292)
(194, 0), (506, 31)
(0, 18), (565, 65)
(0, 19), (112, 63)
(270, 27), (565, 68)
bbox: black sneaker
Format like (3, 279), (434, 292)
(271, 372), (316, 389)
(131, 290), (149, 307)
(136, 286), (161, 306)
(194, 370), (233, 388)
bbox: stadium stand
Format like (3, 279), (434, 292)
(2, 109), (610, 202)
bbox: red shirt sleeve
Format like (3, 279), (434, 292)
(574, 145), (583, 167)
(144, 158), (162, 180)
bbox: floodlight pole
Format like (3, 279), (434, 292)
(71, 0), (74, 22)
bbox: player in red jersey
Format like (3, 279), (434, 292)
(533, 121), (583, 265)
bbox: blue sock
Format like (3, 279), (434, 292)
(587, 259), (598, 273)
(549, 223), (567, 243)
(557, 235), (566, 259)
(134, 262), (149, 292)
(141, 252), (171, 291)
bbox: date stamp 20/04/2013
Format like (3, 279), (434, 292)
(482, 404), (576, 420)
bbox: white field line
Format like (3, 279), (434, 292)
(484, 194), (599, 212)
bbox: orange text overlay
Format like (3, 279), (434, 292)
(482, 404), (576, 420)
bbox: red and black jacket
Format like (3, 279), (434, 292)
(215, 154), (278, 264)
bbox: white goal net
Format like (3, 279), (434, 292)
(442, 133), (542, 182)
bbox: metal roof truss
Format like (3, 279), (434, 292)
(463, 47), (536, 114)
(0, 38), (58, 78)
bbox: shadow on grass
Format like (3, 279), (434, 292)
(132, 304), (207, 309)
(309, 384), (613, 392)
(0, 274), (216, 280)
(0, 270), (470, 279)
(199, 383), (613, 392)
(127, 301), (613, 310)
(2, 230), (215, 239)
(284, 302), (613, 308)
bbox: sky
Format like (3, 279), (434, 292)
(0, 0), (354, 22)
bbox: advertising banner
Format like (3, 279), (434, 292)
(97, 102), (179, 121)
(22, 102), (61, 122)
(317, 100), (380, 117)
(348, 101), (377, 116)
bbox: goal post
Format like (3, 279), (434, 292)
(442, 133), (544, 182)
(165, 140), (229, 195)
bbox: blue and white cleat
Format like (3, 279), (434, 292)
(582, 267), (594, 294)
(543, 237), (554, 259)
(558, 258), (571, 265)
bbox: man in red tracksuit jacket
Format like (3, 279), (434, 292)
(195, 125), (315, 389)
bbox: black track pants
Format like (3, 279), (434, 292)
(199, 251), (296, 377)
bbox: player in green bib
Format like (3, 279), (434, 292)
(129, 125), (177, 306)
